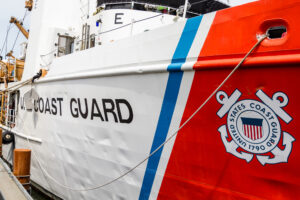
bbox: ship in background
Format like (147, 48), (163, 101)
(1, 0), (300, 199)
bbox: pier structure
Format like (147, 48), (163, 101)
(0, 158), (33, 200)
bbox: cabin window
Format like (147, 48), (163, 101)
(57, 34), (74, 57)
(105, 3), (131, 10)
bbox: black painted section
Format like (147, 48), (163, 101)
(97, 0), (229, 16)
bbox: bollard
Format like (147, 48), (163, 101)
(0, 129), (2, 157)
(13, 149), (31, 190)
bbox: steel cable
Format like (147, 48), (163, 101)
(0, 24), (12, 57)
(11, 10), (28, 53)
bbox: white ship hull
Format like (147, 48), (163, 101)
(3, 7), (214, 199)
(2, 0), (300, 199)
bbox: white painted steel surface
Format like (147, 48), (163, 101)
(2, 1), (218, 199)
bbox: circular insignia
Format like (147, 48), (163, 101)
(227, 99), (281, 154)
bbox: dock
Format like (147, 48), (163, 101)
(0, 158), (32, 200)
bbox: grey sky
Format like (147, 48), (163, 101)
(0, 0), (30, 59)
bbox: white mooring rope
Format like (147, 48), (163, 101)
(18, 34), (268, 191)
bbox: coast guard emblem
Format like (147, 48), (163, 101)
(216, 89), (295, 165)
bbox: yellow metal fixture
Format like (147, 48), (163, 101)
(9, 17), (29, 39)
(25, 0), (33, 11)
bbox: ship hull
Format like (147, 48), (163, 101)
(2, 0), (300, 199)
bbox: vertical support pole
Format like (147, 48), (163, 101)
(6, 93), (10, 126)
(86, 25), (90, 49)
(14, 58), (17, 81)
(13, 149), (31, 190)
(0, 129), (2, 157)
(183, 0), (189, 18)
(0, 93), (4, 125)
(81, 24), (85, 50)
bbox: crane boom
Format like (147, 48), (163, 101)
(9, 17), (29, 39)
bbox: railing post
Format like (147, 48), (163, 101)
(183, 0), (189, 18)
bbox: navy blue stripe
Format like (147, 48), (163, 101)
(138, 16), (203, 200)
(168, 16), (204, 71)
(241, 117), (263, 126)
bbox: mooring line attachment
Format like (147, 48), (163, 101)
(0, 68), (47, 94)
(22, 34), (268, 191)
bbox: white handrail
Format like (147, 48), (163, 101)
(0, 124), (42, 143)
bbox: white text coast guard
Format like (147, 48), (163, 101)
(216, 89), (295, 165)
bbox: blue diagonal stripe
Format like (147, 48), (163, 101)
(138, 16), (203, 200)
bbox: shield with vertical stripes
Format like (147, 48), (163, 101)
(217, 89), (294, 165)
(241, 117), (263, 141)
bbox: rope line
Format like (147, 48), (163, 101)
(11, 31), (21, 53)
(0, 78), (32, 93)
(15, 34), (269, 192)
(0, 24), (12, 57)
(99, 13), (163, 35)
(11, 10), (28, 52)
(40, 49), (57, 57)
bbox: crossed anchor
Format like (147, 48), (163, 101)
(216, 89), (295, 165)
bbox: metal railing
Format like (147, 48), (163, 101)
(99, 1), (201, 17)
(6, 109), (16, 127)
